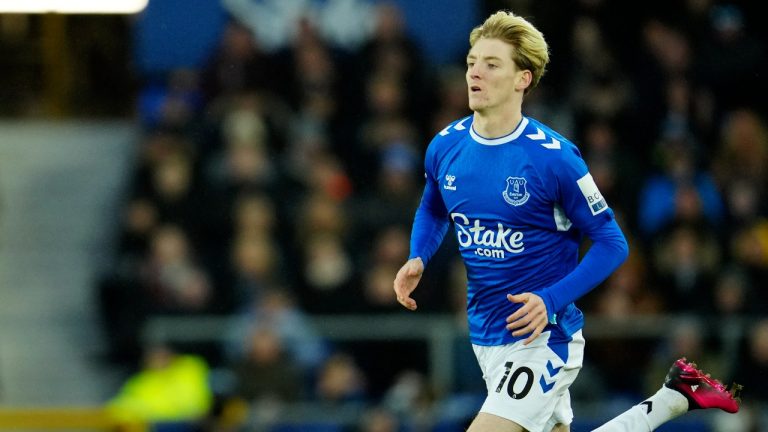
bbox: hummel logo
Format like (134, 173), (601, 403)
(540, 360), (561, 394)
(526, 128), (545, 140)
(525, 127), (561, 149)
(546, 360), (562, 377)
(444, 174), (457, 191)
(691, 385), (699, 392)
(439, 118), (469, 136)
(539, 375), (556, 393)
(541, 138), (561, 150)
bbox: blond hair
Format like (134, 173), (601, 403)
(469, 11), (549, 92)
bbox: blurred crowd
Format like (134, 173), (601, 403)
(95, 0), (768, 430)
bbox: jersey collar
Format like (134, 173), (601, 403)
(469, 117), (529, 146)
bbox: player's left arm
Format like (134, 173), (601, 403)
(506, 145), (629, 344)
(506, 219), (627, 343)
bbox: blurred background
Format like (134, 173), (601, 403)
(0, 0), (767, 430)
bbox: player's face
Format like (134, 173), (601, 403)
(466, 38), (528, 114)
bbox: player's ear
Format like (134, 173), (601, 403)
(515, 70), (532, 92)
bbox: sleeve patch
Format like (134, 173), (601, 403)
(576, 173), (608, 215)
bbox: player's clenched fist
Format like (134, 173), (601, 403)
(393, 257), (424, 311)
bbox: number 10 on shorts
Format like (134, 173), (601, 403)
(495, 361), (534, 399)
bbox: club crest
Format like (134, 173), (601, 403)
(503, 176), (530, 206)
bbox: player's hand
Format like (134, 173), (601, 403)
(393, 257), (423, 311)
(505, 293), (548, 345)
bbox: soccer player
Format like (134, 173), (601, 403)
(393, 10), (741, 432)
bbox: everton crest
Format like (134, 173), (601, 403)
(502, 176), (530, 206)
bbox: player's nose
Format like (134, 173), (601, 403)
(467, 64), (481, 79)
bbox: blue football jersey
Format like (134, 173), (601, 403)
(414, 115), (616, 346)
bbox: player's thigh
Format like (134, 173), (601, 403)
(468, 412), (527, 432)
(466, 414), (570, 432)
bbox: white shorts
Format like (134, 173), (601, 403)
(472, 330), (585, 432)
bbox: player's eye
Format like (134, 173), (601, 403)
(467, 62), (475, 68)
(488, 63), (498, 69)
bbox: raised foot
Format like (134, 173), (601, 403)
(664, 357), (742, 414)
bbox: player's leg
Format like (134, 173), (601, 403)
(592, 358), (742, 432)
(469, 331), (585, 432)
(543, 386), (575, 432)
(467, 413), (526, 432)
(466, 412), (570, 432)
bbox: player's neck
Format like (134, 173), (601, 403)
(472, 107), (523, 139)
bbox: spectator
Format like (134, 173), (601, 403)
(355, 1), (428, 123)
(232, 192), (278, 240)
(200, 20), (276, 106)
(732, 319), (768, 402)
(382, 370), (436, 423)
(357, 407), (400, 432)
(138, 68), (203, 132)
(730, 219), (768, 307)
(227, 287), (329, 373)
(107, 345), (213, 425)
(638, 134), (724, 239)
(590, 239), (665, 317)
(315, 353), (367, 406)
(430, 66), (470, 135)
(569, 16), (633, 127)
(651, 223), (721, 313)
(350, 141), (422, 243)
(580, 120), (641, 222)
(298, 232), (357, 314)
(695, 5), (766, 113)
(141, 224), (213, 314)
(711, 265), (752, 317)
(225, 232), (282, 311)
(360, 262), (401, 314)
(230, 326), (303, 403)
(644, 318), (724, 396)
(204, 98), (278, 196)
(713, 109), (768, 231)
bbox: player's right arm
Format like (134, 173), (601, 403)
(394, 141), (450, 311)
(394, 257), (424, 310)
